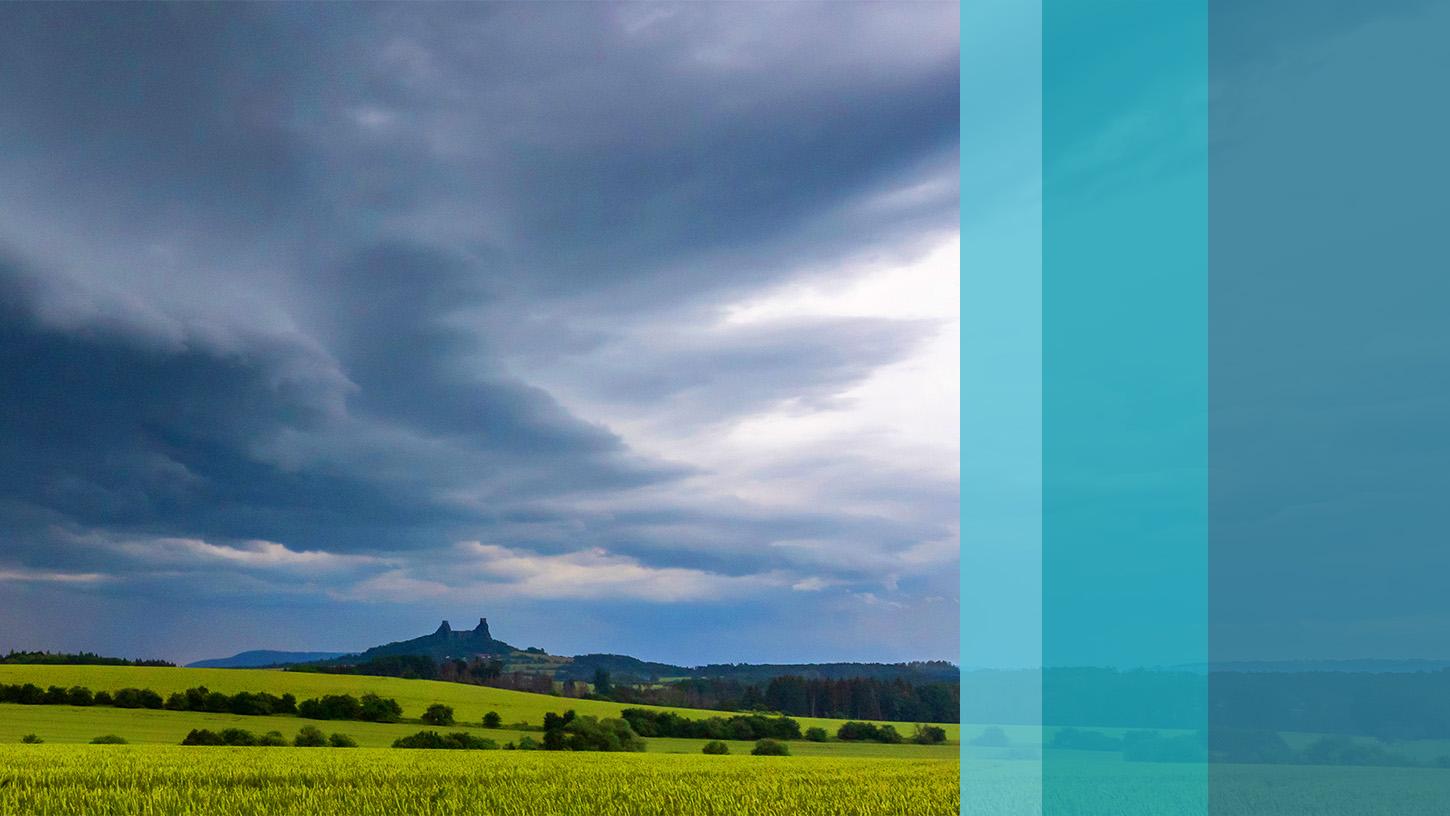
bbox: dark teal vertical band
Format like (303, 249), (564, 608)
(1043, 0), (1207, 812)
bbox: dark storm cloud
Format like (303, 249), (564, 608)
(0, 2), (958, 662)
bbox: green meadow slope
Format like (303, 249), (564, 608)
(0, 665), (958, 756)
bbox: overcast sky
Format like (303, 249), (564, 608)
(0, 3), (959, 665)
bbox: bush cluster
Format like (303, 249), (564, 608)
(619, 709), (800, 741)
(701, 740), (729, 755)
(296, 693), (403, 722)
(835, 722), (903, 743)
(1, 683), (165, 709)
(528, 710), (647, 752)
(181, 726), (356, 748)
(0, 683), (402, 724)
(0, 682), (327, 721)
(751, 738), (790, 756)
(392, 731), (498, 750)
(164, 687), (298, 716)
(913, 724), (949, 744)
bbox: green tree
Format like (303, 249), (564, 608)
(702, 740), (730, 755)
(593, 668), (613, 697)
(421, 703), (455, 726)
(482, 711), (502, 728)
(359, 693), (403, 723)
(913, 724), (948, 744)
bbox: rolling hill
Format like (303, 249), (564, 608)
(0, 664), (961, 747)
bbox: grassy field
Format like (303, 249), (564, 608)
(0, 745), (960, 816)
(0, 703), (957, 758)
(963, 755), (1450, 816)
(0, 665), (958, 741)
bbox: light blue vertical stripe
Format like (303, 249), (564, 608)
(963, 1), (1041, 813)
(1043, 0), (1207, 813)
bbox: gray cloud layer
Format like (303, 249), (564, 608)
(0, 2), (958, 664)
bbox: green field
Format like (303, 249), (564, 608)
(0, 665), (959, 813)
(0, 665), (958, 743)
(960, 754), (1450, 816)
(0, 745), (960, 816)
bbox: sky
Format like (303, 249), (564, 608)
(0, 3), (960, 665)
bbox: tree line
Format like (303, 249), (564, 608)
(605, 675), (957, 723)
(0, 650), (174, 667)
(960, 667), (1450, 740)
(1049, 726), (1450, 768)
(0, 682), (406, 723)
(290, 655), (504, 685)
(619, 709), (801, 741)
(182, 726), (356, 748)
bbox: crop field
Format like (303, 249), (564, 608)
(0, 665), (959, 813)
(0, 703), (956, 758)
(958, 754), (1450, 816)
(0, 745), (960, 816)
(0, 665), (958, 742)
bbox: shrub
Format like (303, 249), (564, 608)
(227, 692), (271, 716)
(89, 734), (128, 744)
(805, 727), (829, 742)
(258, 731), (288, 747)
(359, 693), (402, 723)
(1048, 728), (1120, 751)
(619, 709), (800, 741)
(21, 734), (42, 744)
(483, 711), (502, 729)
(969, 726), (1009, 747)
(67, 686), (95, 706)
(392, 731), (498, 750)
(329, 733), (359, 748)
(44, 685), (68, 704)
(112, 688), (163, 709)
(5, 683), (44, 704)
(1207, 729), (1295, 764)
(836, 722), (902, 743)
(913, 724), (949, 745)
(298, 694), (362, 721)
(751, 739), (790, 756)
(181, 729), (224, 746)
(1123, 733), (1209, 763)
(93, 690), (113, 706)
(294, 726), (328, 747)
(702, 740), (730, 755)
(516, 736), (541, 750)
(421, 703), (455, 726)
(220, 728), (258, 746)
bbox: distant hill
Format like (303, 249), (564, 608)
(192, 615), (959, 687)
(187, 650), (353, 668)
(342, 618), (517, 663)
